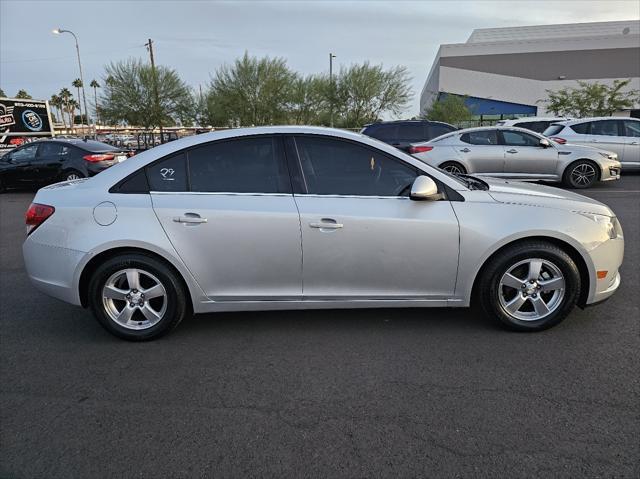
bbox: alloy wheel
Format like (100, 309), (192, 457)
(570, 163), (596, 187)
(102, 268), (167, 330)
(498, 258), (565, 321)
(442, 164), (463, 175)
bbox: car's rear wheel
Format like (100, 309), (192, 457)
(88, 253), (188, 340)
(62, 169), (84, 181)
(563, 160), (599, 189)
(439, 161), (466, 175)
(476, 241), (581, 331)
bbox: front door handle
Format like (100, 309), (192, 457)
(506, 149), (518, 154)
(459, 148), (470, 153)
(309, 218), (343, 230)
(173, 213), (207, 224)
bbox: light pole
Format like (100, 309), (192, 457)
(53, 28), (90, 138)
(329, 53), (336, 127)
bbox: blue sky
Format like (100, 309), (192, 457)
(1, 0), (639, 116)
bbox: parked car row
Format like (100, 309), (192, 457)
(361, 116), (638, 189)
(408, 126), (621, 189)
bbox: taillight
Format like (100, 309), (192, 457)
(550, 137), (566, 144)
(409, 145), (434, 154)
(25, 203), (55, 235)
(83, 154), (115, 162)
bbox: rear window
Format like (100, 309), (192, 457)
(364, 124), (398, 141)
(77, 140), (120, 152)
(543, 124), (565, 136)
(569, 122), (590, 134)
(397, 123), (426, 141)
(428, 123), (455, 139)
(514, 121), (550, 133)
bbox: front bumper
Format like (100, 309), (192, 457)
(600, 165), (621, 182)
(585, 236), (624, 305)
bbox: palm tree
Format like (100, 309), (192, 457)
(72, 79), (84, 128)
(90, 79), (100, 127)
(49, 94), (64, 127)
(59, 87), (74, 131)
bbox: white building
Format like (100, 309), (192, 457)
(420, 20), (640, 119)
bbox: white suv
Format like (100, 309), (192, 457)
(496, 117), (569, 134)
(543, 117), (640, 170)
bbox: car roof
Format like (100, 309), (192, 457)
(500, 117), (569, 122)
(363, 120), (454, 128)
(557, 116), (639, 125)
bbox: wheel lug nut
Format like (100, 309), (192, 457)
(129, 302), (135, 307)
(522, 284), (526, 289)
(532, 294), (537, 298)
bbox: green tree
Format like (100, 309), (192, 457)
(0, 88), (6, 97)
(333, 62), (412, 128)
(100, 58), (192, 129)
(15, 89), (32, 99)
(206, 52), (297, 126)
(541, 79), (640, 117)
(287, 74), (331, 125)
(423, 94), (472, 125)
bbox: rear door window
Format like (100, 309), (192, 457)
(590, 120), (619, 136)
(460, 130), (499, 145)
(188, 137), (288, 193)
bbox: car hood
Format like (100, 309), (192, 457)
(483, 177), (613, 216)
(561, 143), (617, 158)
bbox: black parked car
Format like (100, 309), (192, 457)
(0, 139), (132, 192)
(360, 120), (457, 152)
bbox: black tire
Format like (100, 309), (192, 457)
(563, 160), (599, 189)
(88, 253), (189, 341)
(476, 241), (581, 332)
(61, 169), (85, 182)
(439, 161), (467, 175)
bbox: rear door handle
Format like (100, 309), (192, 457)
(173, 213), (207, 224)
(506, 149), (518, 154)
(309, 218), (343, 230)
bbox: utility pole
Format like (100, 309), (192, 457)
(329, 53), (336, 127)
(145, 38), (164, 143)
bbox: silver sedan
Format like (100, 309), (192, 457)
(410, 126), (621, 188)
(22, 126), (624, 340)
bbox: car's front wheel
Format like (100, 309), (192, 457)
(563, 160), (599, 189)
(88, 253), (189, 340)
(477, 241), (581, 331)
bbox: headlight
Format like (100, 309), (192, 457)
(577, 213), (623, 239)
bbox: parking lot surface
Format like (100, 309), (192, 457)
(1, 176), (639, 478)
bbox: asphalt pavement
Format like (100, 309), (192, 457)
(1, 176), (639, 478)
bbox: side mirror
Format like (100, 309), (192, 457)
(539, 138), (551, 148)
(410, 175), (442, 201)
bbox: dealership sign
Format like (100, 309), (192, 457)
(0, 97), (54, 152)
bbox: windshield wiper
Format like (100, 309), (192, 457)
(458, 174), (489, 191)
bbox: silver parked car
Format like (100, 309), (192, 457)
(543, 117), (640, 170)
(23, 126), (624, 340)
(410, 126), (621, 188)
(496, 117), (570, 134)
